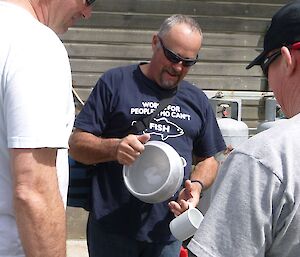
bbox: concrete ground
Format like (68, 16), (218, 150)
(67, 240), (88, 257)
(66, 240), (193, 257)
(67, 207), (89, 257)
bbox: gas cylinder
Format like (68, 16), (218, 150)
(210, 98), (249, 149)
(209, 98), (249, 167)
(257, 97), (287, 133)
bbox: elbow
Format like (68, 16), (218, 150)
(68, 133), (81, 161)
(13, 172), (50, 208)
(13, 183), (37, 209)
(68, 133), (76, 157)
(68, 136), (91, 165)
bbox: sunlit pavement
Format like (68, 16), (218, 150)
(67, 240), (88, 257)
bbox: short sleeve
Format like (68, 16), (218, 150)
(193, 103), (226, 157)
(74, 78), (113, 136)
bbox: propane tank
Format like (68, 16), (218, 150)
(257, 97), (287, 133)
(210, 98), (249, 149)
(209, 98), (249, 166)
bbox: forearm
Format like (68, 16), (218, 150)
(69, 129), (121, 165)
(190, 156), (219, 190)
(14, 186), (66, 257)
(11, 148), (66, 257)
(69, 129), (150, 166)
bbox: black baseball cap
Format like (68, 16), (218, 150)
(246, 1), (300, 69)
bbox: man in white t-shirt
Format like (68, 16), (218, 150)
(188, 2), (300, 257)
(0, 0), (95, 256)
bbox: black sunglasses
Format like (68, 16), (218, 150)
(261, 42), (300, 77)
(158, 36), (198, 67)
(86, 0), (95, 6)
(260, 50), (282, 77)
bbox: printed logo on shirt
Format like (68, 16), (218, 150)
(146, 117), (184, 141)
(130, 101), (190, 141)
(130, 102), (191, 121)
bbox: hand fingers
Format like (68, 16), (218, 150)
(137, 133), (150, 144)
(168, 200), (189, 217)
(179, 199), (190, 211)
(117, 151), (139, 165)
(126, 135), (146, 153)
(116, 135), (148, 165)
(168, 201), (182, 217)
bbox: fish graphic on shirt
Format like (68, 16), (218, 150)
(146, 117), (184, 141)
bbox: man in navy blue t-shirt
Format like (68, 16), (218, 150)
(69, 14), (226, 257)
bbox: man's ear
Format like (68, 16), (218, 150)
(281, 46), (296, 76)
(152, 34), (160, 51)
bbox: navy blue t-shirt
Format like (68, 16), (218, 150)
(74, 63), (226, 242)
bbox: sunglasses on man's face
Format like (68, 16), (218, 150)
(261, 42), (300, 77)
(85, 0), (95, 6)
(260, 50), (282, 77)
(158, 36), (198, 67)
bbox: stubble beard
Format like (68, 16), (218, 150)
(159, 68), (181, 90)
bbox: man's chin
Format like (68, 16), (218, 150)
(160, 81), (179, 90)
(161, 77), (179, 88)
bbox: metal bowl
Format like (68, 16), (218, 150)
(123, 141), (185, 203)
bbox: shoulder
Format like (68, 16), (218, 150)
(102, 64), (138, 79)
(95, 64), (138, 92)
(237, 117), (294, 156)
(7, 9), (67, 61)
(177, 81), (212, 112)
(178, 81), (209, 102)
(234, 115), (300, 178)
(2, 3), (67, 57)
(32, 25), (68, 59)
(4, 12), (70, 84)
(179, 80), (206, 94)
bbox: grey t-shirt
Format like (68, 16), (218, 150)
(188, 114), (300, 257)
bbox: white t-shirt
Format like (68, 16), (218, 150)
(188, 114), (300, 257)
(0, 2), (75, 256)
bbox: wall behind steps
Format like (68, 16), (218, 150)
(60, 0), (287, 134)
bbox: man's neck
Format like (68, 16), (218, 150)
(7, 0), (38, 19)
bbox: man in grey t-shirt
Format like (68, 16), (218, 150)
(188, 1), (300, 257)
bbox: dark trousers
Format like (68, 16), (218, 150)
(87, 213), (181, 257)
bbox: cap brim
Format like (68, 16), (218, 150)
(246, 50), (266, 69)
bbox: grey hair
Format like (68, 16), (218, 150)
(157, 14), (202, 38)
